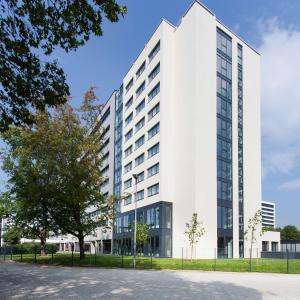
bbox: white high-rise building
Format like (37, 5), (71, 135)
(60, 1), (262, 259)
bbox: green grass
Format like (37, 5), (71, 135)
(7, 253), (300, 274)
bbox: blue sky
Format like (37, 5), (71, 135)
(1, 0), (300, 228)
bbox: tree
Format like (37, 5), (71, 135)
(184, 213), (205, 260)
(0, 0), (127, 131)
(3, 226), (21, 245)
(2, 124), (60, 255)
(281, 225), (300, 240)
(244, 210), (263, 262)
(135, 221), (149, 255)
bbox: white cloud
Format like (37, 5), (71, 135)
(259, 18), (300, 175)
(279, 177), (300, 191)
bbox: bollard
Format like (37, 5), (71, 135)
(71, 249), (74, 266)
(21, 245), (23, 262)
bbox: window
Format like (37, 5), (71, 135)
(136, 171), (144, 183)
(148, 183), (159, 197)
(148, 163), (159, 177)
(148, 122), (160, 139)
(100, 107), (110, 124)
(136, 81), (145, 98)
(149, 41), (160, 63)
(125, 112), (133, 126)
(124, 178), (132, 189)
(148, 143), (159, 158)
(217, 55), (232, 79)
(217, 159), (232, 181)
(146, 207), (159, 229)
(125, 96), (133, 110)
(217, 76), (231, 99)
(217, 30), (232, 57)
(136, 61), (145, 79)
(148, 63), (160, 83)
(217, 118), (231, 139)
(124, 162), (132, 174)
(126, 78), (133, 93)
(217, 139), (231, 160)
(217, 180), (232, 202)
(217, 96), (231, 120)
(136, 99), (145, 115)
(148, 82), (160, 101)
(125, 129), (133, 142)
(124, 195), (132, 205)
(238, 45), (243, 65)
(135, 135), (145, 149)
(135, 153), (144, 166)
(135, 117), (145, 133)
(124, 145), (133, 158)
(148, 102), (160, 120)
(136, 189), (144, 201)
(217, 206), (233, 229)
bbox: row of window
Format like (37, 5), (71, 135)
(123, 143), (160, 176)
(125, 41), (160, 94)
(124, 183), (160, 204)
(124, 162), (159, 183)
(125, 120), (160, 144)
(217, 206), (233, 229)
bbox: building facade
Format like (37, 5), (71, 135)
(59, 1), (262, 259)
(261, 201), (276, 228)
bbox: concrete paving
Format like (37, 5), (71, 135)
(0, 261), (300, 299)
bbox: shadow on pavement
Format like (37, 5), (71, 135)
(0, 261), (262, 299)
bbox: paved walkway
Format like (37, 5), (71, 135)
(0, 261), (300, 299)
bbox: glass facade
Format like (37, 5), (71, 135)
(113, 202), (172, 257)
(237, 44), (245, 258)
(217, 28), (233, 258)
(114, 85), (124, 212)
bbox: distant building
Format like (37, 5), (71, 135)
(262, 201), (275, 228)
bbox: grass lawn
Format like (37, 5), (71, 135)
(7, 252), (300, 274)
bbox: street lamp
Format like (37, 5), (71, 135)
(132, 173), (138, 269)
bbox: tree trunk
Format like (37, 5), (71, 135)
(40, 235), (47, 256)
(191, 244), (193, 261)
(78, 234), (85, 260)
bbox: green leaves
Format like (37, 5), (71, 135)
(0, 0), (127, 131)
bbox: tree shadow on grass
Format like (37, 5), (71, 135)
(0, 261), (263, 299)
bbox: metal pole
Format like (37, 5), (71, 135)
(181, 247), (184, 270)
(214, 248), (217, 271)
(51, 244), (54, 264)
(71, 249), (74, 267)
(286, 248), (289, 274)
(133, 174), (138, 269)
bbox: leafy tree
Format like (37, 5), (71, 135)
(3, 225), (21, 245)
(281, 225), (300, 240)
(135, 221), (149, 255)
(184, 213), (205, 260)
(244, 210), (263, 262)
(78, 86), (103, 129)
(2, 124), (60, 255)
(0, 0), (127, 131)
